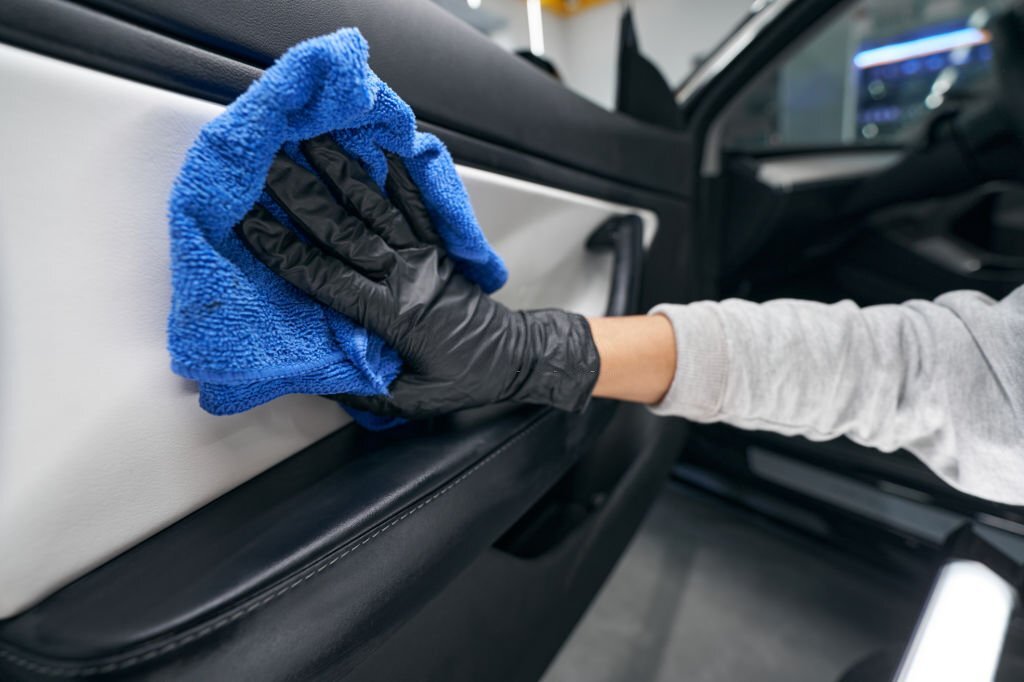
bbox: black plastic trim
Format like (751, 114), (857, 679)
(0, 406), (579, 679)
(0, 0), (691, 197)
(587, 215), (645, 316)
(345, 406), (688, 682)
(0, 0), (260, 105)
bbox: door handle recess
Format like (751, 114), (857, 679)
(587, 214), (644, 317)
(494, 215), (646, 560)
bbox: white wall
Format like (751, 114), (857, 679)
(560, 0), (753, 109)
(485, 0), (544, 52)
(470, 0), (752, 109)
(483, 0), (570, 70)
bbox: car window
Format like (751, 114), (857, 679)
(721, 0), (1014, 151)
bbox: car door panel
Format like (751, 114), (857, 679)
(0, 405), (565, 679)
(0, 41), (353, 620)
(74, 0), (693, 195)
(0, 0), (692, 196)
(0, 0), (700, 305)
(0, 38), (659, 619)
(0, 1), (697, 679)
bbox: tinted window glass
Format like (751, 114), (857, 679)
(722, 0), (1012, 151)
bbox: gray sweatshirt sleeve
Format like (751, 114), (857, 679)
(648, 285), (1024, 505)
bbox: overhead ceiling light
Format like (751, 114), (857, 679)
(527, 0), (545, 57)
(467, 0), (481, 9)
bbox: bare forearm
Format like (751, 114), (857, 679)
(587, 315), (676, 404)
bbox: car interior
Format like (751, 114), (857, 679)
(660, 0), (1024, 677)
(1, 0), (1023, 680)
(682, 0), (1024, 577)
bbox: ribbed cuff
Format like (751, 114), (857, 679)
(646, 302), (730, 422)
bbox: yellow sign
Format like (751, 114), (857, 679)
(539, 0), (614, 16)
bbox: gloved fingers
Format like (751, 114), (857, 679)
(237, 205), (388, 327)
(300, 136), (421, 250)
(384, 153), (443, 247)
(263, 151), (396, 280)
(385, 374), (492, 418)
(328, 391), (400, 417)
(331, 375), (451, 420)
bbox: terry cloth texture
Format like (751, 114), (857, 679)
(168, 28), (507, 428)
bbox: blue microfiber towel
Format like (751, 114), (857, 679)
(167, 28), (507, 428)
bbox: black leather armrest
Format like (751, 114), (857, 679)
(0, 405), (580, 681)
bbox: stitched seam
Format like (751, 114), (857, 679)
(0, 410), (553, 678)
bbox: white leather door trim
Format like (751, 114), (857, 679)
(461, 167), (657, 317)
(0, 43), (657, 617)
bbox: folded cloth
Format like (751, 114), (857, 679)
(167, 28), (507, 428)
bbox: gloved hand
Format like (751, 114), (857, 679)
(236, 135), (600, 418)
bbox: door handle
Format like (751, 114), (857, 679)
(587, 214), (644, 317)
(495, 215), (646, 560)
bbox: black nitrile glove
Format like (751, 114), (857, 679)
(236, 135), (599, 419)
